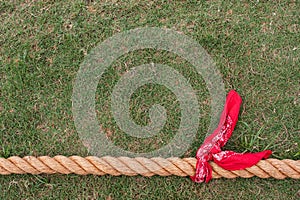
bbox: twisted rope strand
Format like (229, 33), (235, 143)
(0, 156), (299, 179)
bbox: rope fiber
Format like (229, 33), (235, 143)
(0, 156), (299, 179)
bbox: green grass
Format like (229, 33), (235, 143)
(0, 0), (299, 199)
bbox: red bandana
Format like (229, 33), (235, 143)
(191, 90), (272, 183)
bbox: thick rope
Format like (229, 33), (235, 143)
(0, 156), (299, 179)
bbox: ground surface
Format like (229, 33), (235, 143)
(0, 0), (299, 199)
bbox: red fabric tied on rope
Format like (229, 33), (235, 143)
(191, 90), (272, 183)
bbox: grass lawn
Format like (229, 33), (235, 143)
(0, 0), (299, 199)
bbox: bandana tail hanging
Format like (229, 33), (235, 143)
(191, 90), (272, 183)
